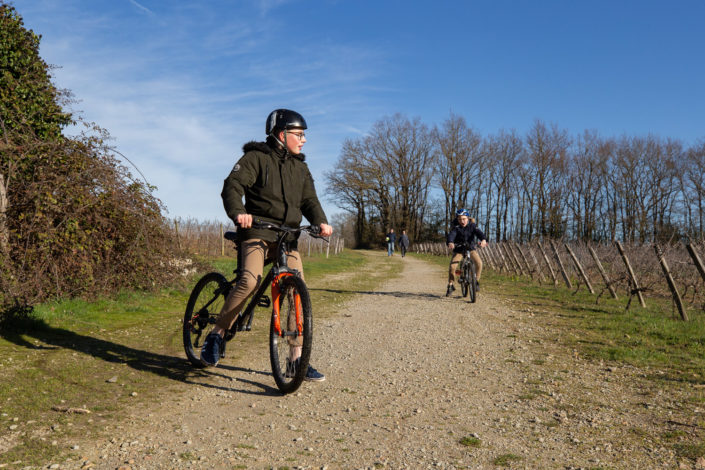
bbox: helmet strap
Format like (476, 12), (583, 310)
(270, 131), (286, 149)
(269, 130), (292, 157)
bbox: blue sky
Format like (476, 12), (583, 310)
(15, 0), (705, 223)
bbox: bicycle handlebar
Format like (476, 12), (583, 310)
(241, 219), (328, 242)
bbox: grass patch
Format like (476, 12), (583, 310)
(441, 262), (705, 386)
(459, 436), (481, 447)
(0, 249), (398, 467)
(493, 453), (523, 466)
(519, 388), (549, 400)
(674, 442), (705, 459)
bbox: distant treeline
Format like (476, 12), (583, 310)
(326, 113), (705, 247)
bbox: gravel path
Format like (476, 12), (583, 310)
(70, 251), (697, 469)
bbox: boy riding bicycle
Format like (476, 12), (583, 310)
(200, 109), (332, 382)
(446, 209), (487, 297)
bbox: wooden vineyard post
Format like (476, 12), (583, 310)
(220, 223), (225, 256)
(174, 220), (181, 252)
(615, 241), (646, 308)
(487, 245), (501, 271)
(550, 240), (572, 288)
(495, 244), (510, 273)
(587, 244), (618, 299)
(507, 243), (526, 276)
(685, 242), (705, 284)
(654, 244), (688, 320)
(537, 241), (558, 286)
(485, 246), (497, 271)
(481, 245), (492, 270)
(478, 246), (491, 270)
(503, 243), (521, 275)
(498, 243), (512, 273)
(527, 245), (545, 283)
(565, 243), (594, 294)
(514, 243), (534, 278)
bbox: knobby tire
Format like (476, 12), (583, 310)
(183, 272), (231, 367)
(469, 260), (477, 303)
(269, 275), (313, 394)
(461, 259), (469, 297)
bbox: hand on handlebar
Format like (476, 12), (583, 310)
(479, 239), (488, 248)
(319, 223), (333, 237)
(448, 242), (455, 250)
(236, 213), (253, 228)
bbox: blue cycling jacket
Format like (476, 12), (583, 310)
(446, 223), (486, 253)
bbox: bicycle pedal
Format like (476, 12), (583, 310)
(257, 296), (271, 308)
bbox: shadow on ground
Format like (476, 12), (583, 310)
(0, 308), (282, 397)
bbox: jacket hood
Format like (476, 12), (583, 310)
(242, 140), (306, 162)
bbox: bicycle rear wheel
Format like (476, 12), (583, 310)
(468, 261), (477, 303)
(269, 275), (312, 394)
(183, 272), (231, 367)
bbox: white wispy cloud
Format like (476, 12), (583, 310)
(22, 1), (393, 220)
(128, 0), (154, 16)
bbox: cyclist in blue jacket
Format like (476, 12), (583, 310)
(446, 209), (487, 296)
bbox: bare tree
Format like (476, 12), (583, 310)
(485, 130), (522, 241)
(433, 112), (482, 229)
(647, 137), (682, 241)
(524, 119), (571, 239)
(681, 139), (705, 237)
(325, 114), (434, 244)
(325, 138), (374, 247)
(368, 114), (435, 239)
(565, 130), (611, 241)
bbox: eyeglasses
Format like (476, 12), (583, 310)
(287, 131), (306, 141)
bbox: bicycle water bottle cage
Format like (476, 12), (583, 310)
(257, 295), (271, 308)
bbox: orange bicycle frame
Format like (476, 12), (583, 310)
(271, 272), (303, 336)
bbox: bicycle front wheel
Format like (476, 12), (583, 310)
(183, 272), (230, 367)
(269, 275), (313, 394)
(461, 261), (469, 297)
(468, 261), (477, 303)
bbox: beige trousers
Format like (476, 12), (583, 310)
(448, 250), (483, 283)
(216, 239), (304, 340)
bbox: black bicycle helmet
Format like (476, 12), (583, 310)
(266, 109), (307, 136)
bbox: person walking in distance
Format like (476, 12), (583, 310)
(446, 209), (487, 296)
(386, 228), (396, 256)
(399, 230), (410, 257)
(200, 109), (332, 382)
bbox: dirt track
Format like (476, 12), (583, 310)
(70, 251), (699, 469)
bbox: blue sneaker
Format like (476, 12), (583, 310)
(200, 332), (224, 366)
(304, 364), (325, 382)
(285, 358), (326, 382)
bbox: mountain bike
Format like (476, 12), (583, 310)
(182, 221), (326, 394)
(458, 246), (478, 303)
